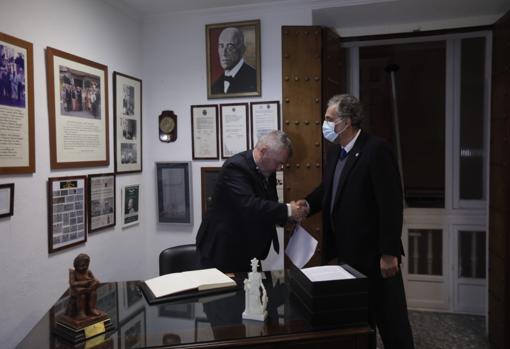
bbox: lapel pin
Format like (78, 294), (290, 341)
(355, 152), (359, 157)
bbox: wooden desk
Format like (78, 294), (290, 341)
(17, 271), (375, 349)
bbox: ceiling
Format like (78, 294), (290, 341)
(103, 0), (510, 34)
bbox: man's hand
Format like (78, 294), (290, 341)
(380, 255), (399, 278)
(289, 200), (309, 222)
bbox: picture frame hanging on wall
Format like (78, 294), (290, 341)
(206, 19), (261, 99)
(88, 173), (115, 233)
(113, 72), (142, 173)
(191, 104), (219, 160)
(250, 101), (281, 148)
(0, 32), (35, 174)
(45, 47), (109, 169)
(220, 103), (248, 159)
(121, 184), (140, 228)
(0, 183), (14, 218)
(47, 176), (87, 253)
(156, 162), (193, 224)
(200, 167), (221, 217)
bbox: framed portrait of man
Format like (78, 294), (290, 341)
(206, 19), (260, 99)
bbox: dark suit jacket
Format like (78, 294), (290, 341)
(211, 62), (257, 95)
(306, 131), (404, 277)
(196, 150), (287, 272)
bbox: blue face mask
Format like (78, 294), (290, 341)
(322, 120), (347, 143)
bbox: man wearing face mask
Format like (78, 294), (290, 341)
(196, 130), (307, 272)
(300, 94), (414, 348)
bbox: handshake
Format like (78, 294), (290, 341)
(289, 199), (309, 223)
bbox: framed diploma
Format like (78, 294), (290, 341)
(191, 105), (219, 160)
(88, 173), (115, 233)
(45, 47), (109, 169)
(114, 72), (142, 173)
(250, 101), (281, 148)
(220, 103), (248, 159)
(47, 176), (87, 253)
(0, 32), (35, 174)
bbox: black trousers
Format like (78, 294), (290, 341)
(369, 271), (415, 349)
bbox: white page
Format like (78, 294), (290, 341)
(301, 265), (354, 282)
(183, 268), (236, 291)
(285, 224), (318, 268)
(145, 272), (197, 298)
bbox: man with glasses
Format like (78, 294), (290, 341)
(196, 130), (307, 272)
(211, 27), (256, 95)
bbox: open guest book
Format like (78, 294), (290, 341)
(139, 268), (238, 305)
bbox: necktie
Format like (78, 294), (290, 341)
(224, 76), (234, 83)
(340, 148), (348, 160)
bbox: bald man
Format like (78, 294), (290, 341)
(211, 27), (257, 94)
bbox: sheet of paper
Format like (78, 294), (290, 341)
(301, 265), (355, 282)
(285, 224), (317, 268)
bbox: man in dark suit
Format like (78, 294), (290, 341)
(211, 27), (257, 95)
(302, 94), (414, 348)
(196, 130), (306, 272)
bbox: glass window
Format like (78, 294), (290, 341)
(459, 37), (486, 201)
(458, 230), (486, 278)
(408, 229), (443, 275)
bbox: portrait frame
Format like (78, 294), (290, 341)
(220, 103), (249, 159)
(113, 71), (142, 174)
(206, 19), (261, 99)
(87, 173), (116, 233)
(250, 101), (281, 148)
(47, 176), (87, 254)
(200, 167), (221, 217)
(191, 104), (219, 160)
(121, 184), (140, 228)
(0, 183), (14, 218)
(45, 47), (109, 169)
(156, 162), (193, 224)
(119, 307), (146, 349)
(0, 32), (35, 174)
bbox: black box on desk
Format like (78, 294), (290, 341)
(288, 263), (369, 326)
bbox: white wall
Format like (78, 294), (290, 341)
(0, 0), (143, 348)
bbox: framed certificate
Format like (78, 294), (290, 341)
(220, 103), (248, 159)
(45, 47), (109, 169)
(0, 33), (35, 174)
(250, 101), (280, 147)
(114, 72), (142, 173)
(191, 105), (219, 160)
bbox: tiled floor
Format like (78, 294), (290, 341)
(376, 311), (489, 349)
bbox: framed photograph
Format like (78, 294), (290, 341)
(119, 307), (146, 349)
(0, 33), (35, 174)
(47, 176), (87, 253)
(122, 184), (140, 228)
(114, 72), (142, 173)
(0, 183), (14, 218)
(118, 281), (144, 324)
(88, 173), (115, 233)
(200, 167), (221, 216)
(45, 47), (109, 169)
(156, 162), (192, 224)
(250, 101), (281, 147)
(158, 303), (194, 319)
(220, 103), (248, 159)
(206, 19), (261, 99)
(191, 104), (219, 160)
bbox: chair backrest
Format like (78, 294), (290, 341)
(159, 244), (201, 275)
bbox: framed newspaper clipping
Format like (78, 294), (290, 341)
(45, 47), (109, 169)
(47, 176), (87, 253)
(88, 173), (115, 233)
(114, 72), (142, 173)
(0, 32), (35, 174)
(122, 184), (140, 228)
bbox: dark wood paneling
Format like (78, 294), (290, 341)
(489, 9), (510, 349)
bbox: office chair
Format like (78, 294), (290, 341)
(159, 244), (201, 275)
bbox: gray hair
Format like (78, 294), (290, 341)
(327, 94), (364, 128)
(255, 130), (293, 158)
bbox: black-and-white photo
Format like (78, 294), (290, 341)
(121, 143), (137, 164)
(123, 84), (135, 115)
(122, 118), (137, 140)
(0, 44), (25, 108)
(59, 65), (101, 119)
